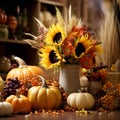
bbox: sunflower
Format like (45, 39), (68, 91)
(45, 23), (66, 45)
(74, 34), (93, 58)
(39, 46), (64, 69)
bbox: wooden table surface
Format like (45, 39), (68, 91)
(0, 111), (120, 120)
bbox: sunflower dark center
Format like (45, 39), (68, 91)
(49, 50), (59, 63)
(75, 43), (85, 57)
(53, 32), (62, 43)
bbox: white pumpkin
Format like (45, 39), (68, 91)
(0, 102), (13, 116)
(79, 75), (89, 92)
(79, 75), (89, 87)
(67, 92), (95, 110)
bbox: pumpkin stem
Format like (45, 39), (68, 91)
(39, 76), (49, 88)
(11, 55), (27, 68)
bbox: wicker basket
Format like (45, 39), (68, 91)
(108, 72), (120, 83)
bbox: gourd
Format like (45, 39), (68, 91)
(6, 56), (48, 81)
(79, 75), (89, 92)
(7, 15), (17, 30)
(0, 102), (13, 116)
(67, 92), (95, 110)
(0, 56), (11, 72)
(0, 9), (7, 24)
(0, 94), (13, 116)
(27, 76), (62, 109)
(5, 93), (31, 114)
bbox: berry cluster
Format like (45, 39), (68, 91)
(1, 77), (21, 99)
(19, 75), (41, 95)
(95, 82), (120, 111)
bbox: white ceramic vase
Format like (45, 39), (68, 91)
(59, 64), (80, 94)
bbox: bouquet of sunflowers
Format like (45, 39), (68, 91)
(25, 6), (102, 71)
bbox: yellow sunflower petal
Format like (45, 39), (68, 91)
(39, 46), (63, 69)
(74, 35), (93, 58)
(94, 44), (103, 53)
(45, 23), (66, 45)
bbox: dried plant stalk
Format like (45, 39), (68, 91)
(99, 10), (120, 70)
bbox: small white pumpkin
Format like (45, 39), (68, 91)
(79, 75), (89, 87)
(79, 75), (89, 92)
(0, 101), (13, 116)
(67, 92), (95, 110)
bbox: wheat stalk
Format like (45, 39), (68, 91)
(99, 3), (120, 71)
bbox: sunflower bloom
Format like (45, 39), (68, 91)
(45, 23), (66, 45)
(39, 46), (64, 69)
(74, 35), (93, 58)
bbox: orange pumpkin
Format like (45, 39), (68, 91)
(6, 56), (48, 82)
(5, 94), (31, 114)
